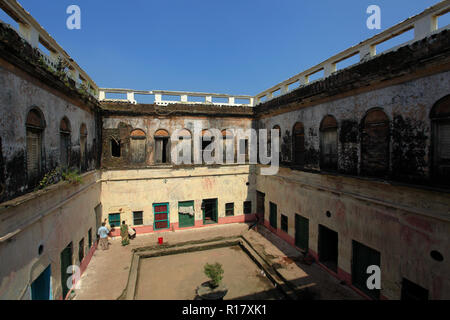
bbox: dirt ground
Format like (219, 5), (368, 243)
(73, 223), (361, 300)
(135, 246), (283, 300)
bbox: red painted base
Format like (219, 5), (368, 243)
(108, 214), (257, 237)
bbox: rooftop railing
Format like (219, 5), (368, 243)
(1, 0), (449, 108)
(99, 88), (255, 107)
(254, 1), (450, 105)
(0, 0), (99, 96)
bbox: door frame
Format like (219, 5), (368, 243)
(295, 213), (309, 252)
(60, 242), (73, 299)
(202, 198), (218, 224)
(153, 202), (170, 230)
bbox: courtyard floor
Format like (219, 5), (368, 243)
(73, 223), (362, 300)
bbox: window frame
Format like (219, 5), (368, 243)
(225, 202), (234, 216)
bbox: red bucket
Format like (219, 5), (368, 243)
(158, 237), (163, 245)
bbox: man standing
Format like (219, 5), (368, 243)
(97, 221), (110, 250)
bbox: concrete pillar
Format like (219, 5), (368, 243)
(359, 45), (376, 61)
(249, 97), (255, 106)
(155, 94), (162, 103)
(206, 96), (212, 104)
(414, 15), (437, 40)
(127, 92), (136, 103)
(299, 75), (309, 86)
(324, 63), (336, 77)
(99, 90), (106, 100)
(181, 95), (188, 102)
(228, 97), (235, 105)
(18, 23), (39, 47)
(69, 68), (79, 83)
(280, 84), (289, 94)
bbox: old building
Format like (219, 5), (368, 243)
(0, 0), (449, 300)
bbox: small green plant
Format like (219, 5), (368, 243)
(62, 168), (83, 185)
(35, 168), (61, 191)
(204, 263), (224, 288)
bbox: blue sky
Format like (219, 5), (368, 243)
(0, 0), (447, 97)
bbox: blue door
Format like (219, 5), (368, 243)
(31, 265), (52, 300)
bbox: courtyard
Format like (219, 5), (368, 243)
(73, 223), (362, 300)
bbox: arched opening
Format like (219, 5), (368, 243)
(271, 125), (281, 160)
(130, 129), (146, 164)
(430, 95), (450, 184)
(361, 109), (390, 176)
(80, 124), (88, 171)
(60, 117), (71, 168)
(293, 122), (305, 166)
(320, 115), (338, 170)
(154, 129), (170, 164)
(26, 108), (45, 182)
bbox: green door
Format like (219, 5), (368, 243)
(60, 242), (73, 299)
(269, 202), (277, 229)
(352, 240), (381, 299)
(295, 214), (309, 251)
(153, 203), (170, 230)
(178, 201), (195, 228)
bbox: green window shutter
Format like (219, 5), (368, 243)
(108, 213), (120, 228)
(178, 201), (195, 228)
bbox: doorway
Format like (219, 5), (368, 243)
(31, 265), (52, 300)
(352, 240), (381, 299)
(401, 278), (429, 300)
(153, 203), (170, 230)
(295, 214), (309, 252)
(256, 191), (265, 222)
(318, 225), (338, 272)
(60, 242), (73, 299)
(202, 199), (218, 224)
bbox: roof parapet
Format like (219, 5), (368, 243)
(0, 0), (99, 97)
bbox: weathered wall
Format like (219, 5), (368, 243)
(100, 165), (256, 231)
(258, 70), (450, 185)
(256, 166), (450, 299)
(0, 58), (98, 202)
(101, 114), (254, 168)
(0, 171), (101, 300)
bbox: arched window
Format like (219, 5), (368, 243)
(80, 124), (88, 170)
(60, 117), (71, 168)
(111, 138), (121, 158)
(154, 129), (170, 164)
(431, 95), (450, 184)
(293, 122), (305, 166)
(270, 125), (281, 159)
(201, 129), (214, 163)
(320, 115), (338, 170)
(26, 108), (45, 181)
(361, 109), (390, 176)
(130, 129), (146, 163)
